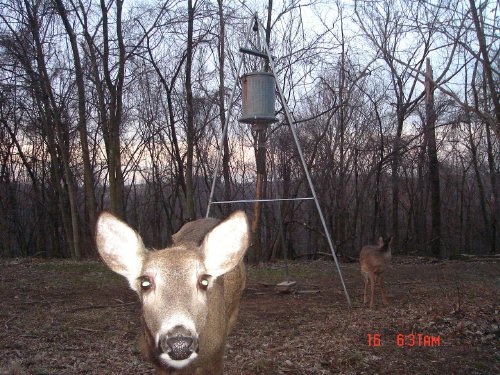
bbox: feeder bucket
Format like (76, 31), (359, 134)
(239, 71), (277, 130)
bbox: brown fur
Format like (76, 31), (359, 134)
(359, 236), (392, 308)
(96, 211), (249, 375)
(171, 218), (221, 246)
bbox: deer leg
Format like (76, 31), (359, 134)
(369, 272), (376, 308)
(363, 273), (369, 304)
(379, 274), (388, 306)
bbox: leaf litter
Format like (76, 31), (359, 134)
(0, 258), (497, 374)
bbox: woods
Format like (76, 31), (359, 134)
(0, 0), (498, 261)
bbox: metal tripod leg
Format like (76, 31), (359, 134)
(257, 20), (352, 308)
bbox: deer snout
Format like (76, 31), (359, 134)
(159, 326), (199, 361)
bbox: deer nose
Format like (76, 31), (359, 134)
(159, 326), (199, 361)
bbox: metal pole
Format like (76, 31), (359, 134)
(206, 16), (256, 218)
(257, 20), (352, 307)
(278, 199), (289, 281)
(211, 197), (314, 204)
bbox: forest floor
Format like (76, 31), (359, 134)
(0, 256), (498, 375)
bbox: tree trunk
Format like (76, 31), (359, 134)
(100, 0), (126, 219)
(391, 114), (403, 252)
(372, 101), (385, 240)
(467, 119), (490, 255)
(217, 0), (231, 207)
(251, 129), (267, 263)
(425, 59), (441, 258)
(249, 0), (273, 263)
(484, 118), (498, 254)
(335, 15), (347, 248)
(54, 0), (96, 248)
(469, 0), (500, 139)
(25, 0), (81, 259)
(415, 129), (426, 253)
(185, 0), (196, 220)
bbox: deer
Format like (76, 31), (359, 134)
(95, 211), (249, 375)
(359, 236), (392, 308)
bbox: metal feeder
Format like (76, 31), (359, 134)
(206, 15), (352, 307)
(239, 71), (277, 131)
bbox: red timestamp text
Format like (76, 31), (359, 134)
(367, 333), (441, 347)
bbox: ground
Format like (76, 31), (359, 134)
(0, 257), (498, 374)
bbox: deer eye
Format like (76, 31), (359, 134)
(139, 276), (153, 291)
(198, 275), (211, 291)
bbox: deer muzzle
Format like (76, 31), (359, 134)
(159, 325), (199, 362)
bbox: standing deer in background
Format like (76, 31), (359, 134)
(359, 236), (392, 308)
(95, 211), (249, 375)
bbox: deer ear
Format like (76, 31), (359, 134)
(202, 211), (249, 278)
(95, 212), (147, 290)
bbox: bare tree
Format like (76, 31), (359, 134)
(424, 59), (441, 258)
(0, 0), (496, 261)
(468, 0), (500, 138)
(184, 0), (196, 220)
(355, 0), (432, 253)
(53, 0), (96, 244)
(217, 0), (232, 208)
